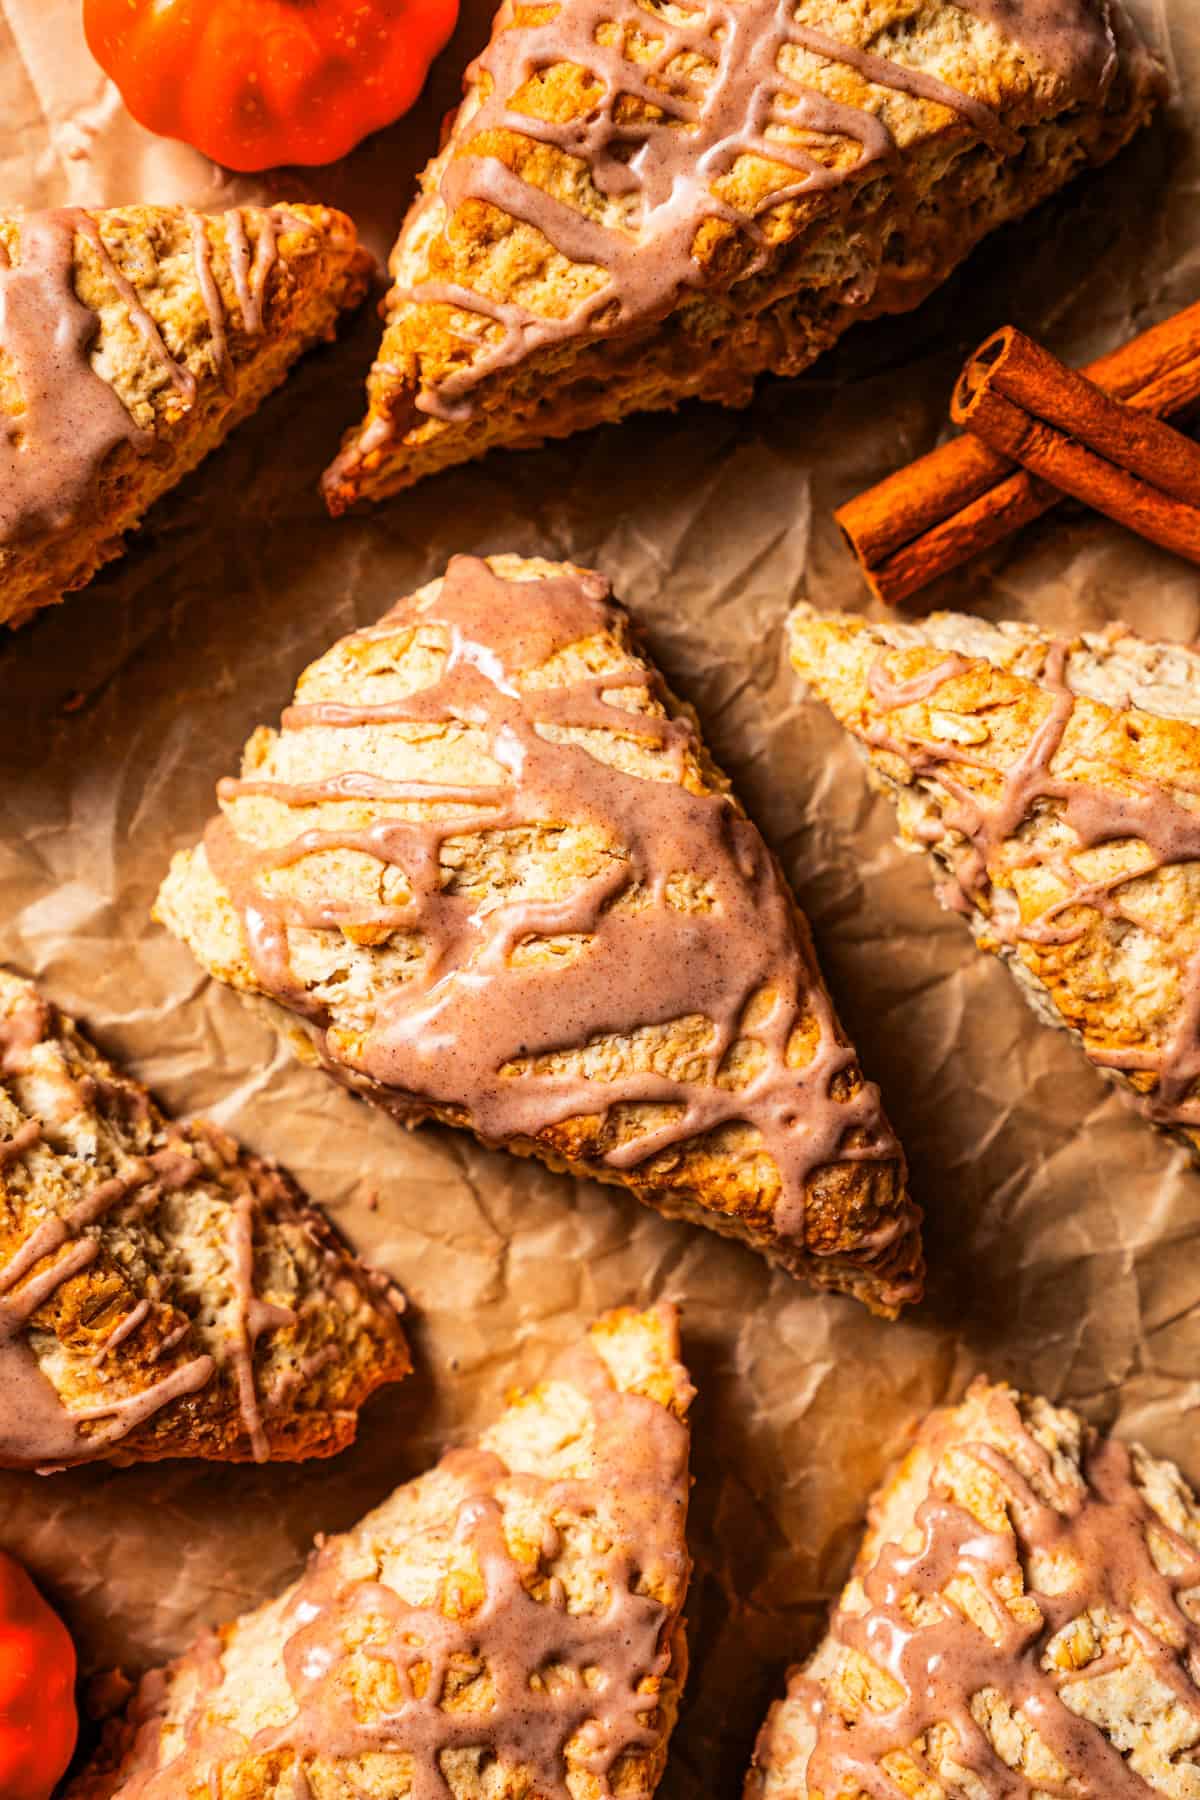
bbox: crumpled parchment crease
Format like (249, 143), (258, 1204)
(0, 4), (1196, 1793)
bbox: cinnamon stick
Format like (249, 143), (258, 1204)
(836, 300), (1200, 605)
(951, 327), (1200, 567)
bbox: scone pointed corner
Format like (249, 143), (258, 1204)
(1, 202), (373, 628)
(319, 0), (1160, 507)
(68, 1303), (694, 1800)
(747, 1378), (1200, 1800)
(154, 553), (921, 1316)
(0, 967), (409, 1472)
(322, 390), (400, 517)
(788, 602), (1200, 1164)
(587, 1298), (697, 1422)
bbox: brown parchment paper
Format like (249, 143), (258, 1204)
(1, 2), (1198, 1791)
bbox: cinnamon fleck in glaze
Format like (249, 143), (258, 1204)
(0, 212), (149, 543)
(158, 554), (919, 1313)
(748, 1381), (1200, 1800)
(789, 606), (1200, 1156)
(66, 1305), (693, 1800)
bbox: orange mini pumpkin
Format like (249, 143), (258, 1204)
(84, 0), (460, 171)
(0, 1551), (77, 1800)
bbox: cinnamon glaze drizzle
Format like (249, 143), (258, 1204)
(205, 557), (909, 1275)
(0, 998), (302, 1470)
(110, 1335), (690, 1800)
(0, 211), (150, 542)
(865, 640), (1200, 1128)
(0, 206), (302, 546)
(804, 1387), (1200, 1799)
(0, 1090), (215, 1472)
(397, 0), (1116, 422)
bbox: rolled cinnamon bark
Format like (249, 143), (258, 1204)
(836, 300), (1200, 605)
(951, 327), (1200, 566)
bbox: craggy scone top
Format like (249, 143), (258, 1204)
(70, 1303), (693, 1800)
(0, 969), (409, 1471)
(156, 553), (919, 1315)
(1, 202), (371, 626)
(790, 606), (1200, 1159)
(749, 1380), (1200, 1799)
(323, 0), (1158, 504)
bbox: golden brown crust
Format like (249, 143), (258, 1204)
(788, 605), (1200, 1161)
(0, 968), (410, 1468)
(68, 1304), (693, 1800)
(0, 204), (372, 627)
(747, 1380), (1200, 1800)
(322, 0), (1160, 508)
(154, 554), (919, 1316)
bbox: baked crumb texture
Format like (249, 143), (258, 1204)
(154, 553), (920, 1315)
(789, 605), (1200, 1161)
(322, 0), (1160, 510)
(0, 968), (410, 1471)
(747, 1379), (1200, 1800)
(0, 203), (372, 628)
(69, 1302), (694, 1800)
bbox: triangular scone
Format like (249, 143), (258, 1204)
(0, 969), (410, 1471)
(1, 203), (371, 627)
(747, 1380), (1200, 1800)
(155, 553), (919, 1314)
(321, 0), (1159, 509)
(789, 606), (1200, 1158)
(70, 1303), (693, 1800)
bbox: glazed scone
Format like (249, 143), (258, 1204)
(746, 1380), (1200, 1800)
(155, 553), (920, 1315)
(321, 0), (1160, 509)
(789, 605), (1200, 1161)
(69, 1303), (693, 1800)
(0, 969), (410, 1471)
(1, 203), (371, 627)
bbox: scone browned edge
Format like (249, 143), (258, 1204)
(66, 1302), (693, 1800)
(788, 604), (1200, 1165)
(0, 968), (410, 1468)
(154, 554), (921, 1317)
(322, 0), (1162, 507)
(746, 1379), (1200, 1800)
(1, 203), (373, 628)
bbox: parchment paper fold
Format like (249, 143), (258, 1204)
(0, 3), (1196, 1791)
